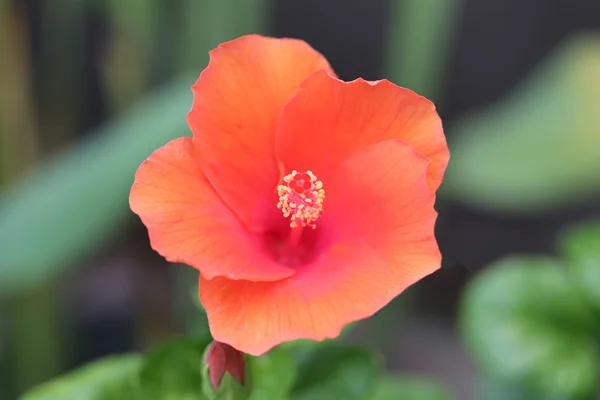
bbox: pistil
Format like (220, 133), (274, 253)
(287, 226), (305, 248)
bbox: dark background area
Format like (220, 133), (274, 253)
(1, 0), (600, 399)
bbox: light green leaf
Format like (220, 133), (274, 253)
(460, 256), (599, 399)
(369, 375), (452, 400)
(139, 336), (211, 400)
(247, 347), (297, 400)
(291, 345), (380, 400)
(0, 74), (194, 295)
(443, 34), (600, 213)
(560, 220), (600, 310)
(20, 354), (142, 400)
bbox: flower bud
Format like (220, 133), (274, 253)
(204, 341), (245, 390)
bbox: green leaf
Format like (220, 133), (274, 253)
(139, 336), (211, 400)
(443, 34), (600, 213)
(0, 74), (195, 295)
(369, 375), (452, 400)
(560, 220), (600, 310)
(291, 345), (380, 400)
(247, 347), (297, 400)
(478, 376), (567, 400)
(460, 256), (599, 399)
(282, 322), (358, 366)
(20, 354), (142, 400)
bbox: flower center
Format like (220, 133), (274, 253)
(277, 170), (325, 229)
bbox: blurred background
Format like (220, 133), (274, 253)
(1, 0), (600, 399)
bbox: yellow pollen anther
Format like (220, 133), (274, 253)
(277, 170), (325, 229)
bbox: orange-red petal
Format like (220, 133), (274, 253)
(200, 140), (441, 355)
(187, 35), (334, 231)
(275, 70), (448, 191)
(129, 137), (295, 281)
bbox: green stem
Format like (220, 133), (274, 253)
(180, 0), (270, 71)
(8, 283), (63, 394)
(385, 0), (464, 102)
(38, 0), (86, 150)
(0, 3), (62, 396)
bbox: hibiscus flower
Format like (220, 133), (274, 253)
(130, 34), (449, 356)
